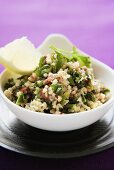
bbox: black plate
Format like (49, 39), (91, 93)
(0, 96), (114, 158)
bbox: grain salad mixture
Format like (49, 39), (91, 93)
(4, 46), (110, 114)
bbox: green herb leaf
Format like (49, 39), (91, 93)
(51, 84), (63, 95)
(68, 76), (75, 86)
(50, 46), (91, 68)
(85, 92), (95, 102)
(39, 56), (46, 68)
(35, 65), (52, 77)
(50, 45), (70, 60)
(16, 93), (25, 106)
(71, 47), (91, 68)
(81, 94), (87, 103)
(102, 88), (110, 94)
(4, 78), (15, 90)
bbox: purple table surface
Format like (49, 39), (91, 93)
(0, 0), (114, 169)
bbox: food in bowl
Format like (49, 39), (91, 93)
(4, 46), (110, 114)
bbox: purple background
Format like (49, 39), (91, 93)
(0, 0), (114, 169)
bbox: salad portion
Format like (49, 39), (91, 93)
(4, 46), (110, 114)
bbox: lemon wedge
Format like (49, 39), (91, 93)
(0, 37), (41, 74)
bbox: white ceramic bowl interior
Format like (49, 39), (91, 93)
(0, 33), (114, 131)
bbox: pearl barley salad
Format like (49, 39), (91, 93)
(4, 46), (110, 114)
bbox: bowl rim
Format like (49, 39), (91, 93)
(0, 56), (114, 118)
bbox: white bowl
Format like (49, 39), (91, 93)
(0, 34), (114, 131)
